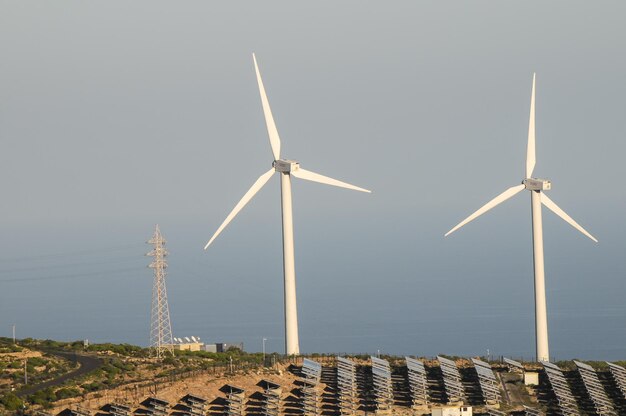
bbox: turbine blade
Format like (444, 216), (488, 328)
(526, 73), (536, 178)
(204, 168), (275, 249)
(540, 193), (598, 242)
(291, 168), (371, 193)
(445, 184), (525, 237)
(253, 53), (281, 160)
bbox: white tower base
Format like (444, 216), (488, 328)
(531, 191), (549, 362)
(281, 172), (300, 355)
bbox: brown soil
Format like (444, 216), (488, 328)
(50, 364), (298, 414)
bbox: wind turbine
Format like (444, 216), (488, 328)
(445, 74), (597, 362)
(204, 54), (371, 355)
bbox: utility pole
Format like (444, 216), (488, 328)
(262, 337), (267, 365)
(147, 225), (174, 358)
(12, 324), (15, 344)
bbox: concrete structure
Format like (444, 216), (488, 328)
(524, 371), (539, 386)
(173, 342), (203, 352)
(204, 342), (244, 353)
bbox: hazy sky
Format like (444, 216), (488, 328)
(1, 1), (625, 359)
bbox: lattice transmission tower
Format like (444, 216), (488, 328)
(147, 224), (174, 358)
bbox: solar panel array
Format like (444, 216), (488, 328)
(145, 398), (169, 416)
(336, 357), (358, 415)
(523, 405), (544, 416)
(180, 394), (207, 416)
(405, 357), (429, 406)
(503, 357), (525, 372)
(260, 380), (282, 416)
(437, 356), (466, 403)
(607, 361), (626, 399)
(371, 356), (394, 413)
(541, 361), (579, 416)
(225, 385), (246, 416)
(109, 403), (131, 416)
(301, 358), (322, 416)
(574, 361), (618, 416)
(471, 358), (501, 404)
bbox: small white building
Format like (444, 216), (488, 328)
(431, 404), (473, 416)
(524, 370), (539, 386)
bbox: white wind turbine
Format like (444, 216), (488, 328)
(445, 74), (597, 362)
(204, 54), (371, 355)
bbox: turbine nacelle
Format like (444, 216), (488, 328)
(274, 159), (300, 173)
(523, 178), (551, 191)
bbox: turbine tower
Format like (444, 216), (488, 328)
(204, 54), (371, 355)
(445, 74), (597, 362)
(148, 224), (174, 358)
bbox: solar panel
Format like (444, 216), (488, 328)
(607, 362), (626, 399)
(302, 358), (322, 383)
(260, 379), (281, 416)
(181, 394), (207, 416)
(523, 405), (544, 416)
(405, 357), (429, 406)
(540, 361), (579, 416)
(224, 385), (245, 416)
(336, 357), (358, 415)
(371, 356), (394, 413)
(109, 403), (131, 416)
(301, 359), (322, 415)
(503, 357), (524, 372)
(146, 397), (168, 416)
(471, 358), (501, 404)
(437, 356), (466, 403)
(574, 361), (617, 416)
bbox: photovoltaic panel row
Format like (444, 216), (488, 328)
(336, 357), (358, 415)
(503, 357), (524, 372)
(179, 394), (207, 416)
(471, 358), (501, 404)
(224, 386), (245, 416)
(437, 356), (466, 403)
(405, 357), (429, 406)
(607, 362), (626, 400)
(145, 398), (168, 416)
(541, 361), (579, 416)
(574, 361), (617, 416)
(302, 358), (322, 383)
(371, 356), (394, 413)
(301, 359), (322, 416)
(109, 403), (131, 416)
(260, 380), (281, 416)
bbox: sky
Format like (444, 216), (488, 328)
(1, 1), (625, 360)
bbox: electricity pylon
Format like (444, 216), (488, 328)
(147, 225), (174, 358)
